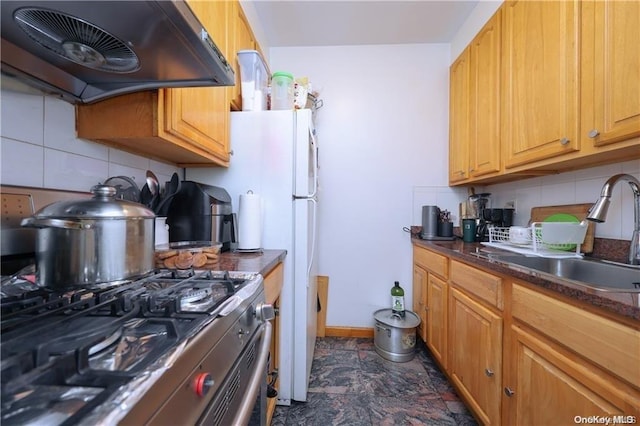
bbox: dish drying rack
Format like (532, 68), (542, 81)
(483, 221), (589, 258)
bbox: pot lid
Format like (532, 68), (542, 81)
(33, 185), (155, 219)
(373, 309), (421, 328)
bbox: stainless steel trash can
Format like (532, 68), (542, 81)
(373, 309), (421, 362)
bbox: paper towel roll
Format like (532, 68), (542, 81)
(238, 191), (263, 250)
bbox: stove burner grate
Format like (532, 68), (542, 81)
(0, 269), (262, 425)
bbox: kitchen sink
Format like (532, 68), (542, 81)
(476, 253), (640, 292)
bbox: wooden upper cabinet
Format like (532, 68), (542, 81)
(76, 0), (232, 167)
(164, 0), (230, 163)
(449, 48), (471, 184)
(469, 9), (501, 178)
(229, 1), (258, 111)
(581, 0), (640, 147)
(501, 0), (580, 168)
(449, 11), (501, 185)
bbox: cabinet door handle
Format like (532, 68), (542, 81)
(485, 368), (494, 377)
(560, 138), (570, 145)
(504, 387), (515, 397)
(588, 129), (600, 138)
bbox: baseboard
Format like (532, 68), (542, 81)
(324, 326), (374, 338)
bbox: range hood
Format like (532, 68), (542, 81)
(0, 1), (235, 104)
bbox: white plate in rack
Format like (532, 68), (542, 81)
(508, 239), (531, 246)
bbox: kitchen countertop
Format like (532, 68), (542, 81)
(412, 237), (640, 322)
(217, 249), (287, 276)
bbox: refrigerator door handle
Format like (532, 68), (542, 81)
(309, 127), (318, 198)
(293, 119), (319, 200)
(307, 197), (317, 280)
(292, 132), (318, 200)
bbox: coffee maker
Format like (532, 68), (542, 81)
(166, 181), (238, 251)
(478, 208), (515, 241)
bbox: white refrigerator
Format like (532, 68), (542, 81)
(186, 109), (319, 404)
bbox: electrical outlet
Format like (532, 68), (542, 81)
(505, 200), (517, 213)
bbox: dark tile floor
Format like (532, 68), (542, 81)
(271, 337), (478, 425)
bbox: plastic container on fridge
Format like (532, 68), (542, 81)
(237, 50), (268, 111)
(271, 71), (294, 110)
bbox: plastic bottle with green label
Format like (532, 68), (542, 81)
(391, 281), (405, 317)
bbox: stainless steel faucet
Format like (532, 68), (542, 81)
(586, 173), (640, 265)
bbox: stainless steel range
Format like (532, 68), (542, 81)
(1, 269), (274, 425)
(0, 185), (275, 425)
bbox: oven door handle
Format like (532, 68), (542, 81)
(232, 320), (272, 426)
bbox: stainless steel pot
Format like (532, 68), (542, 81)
(21, 185), (155, 288)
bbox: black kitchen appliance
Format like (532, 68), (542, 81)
(166, 181), (238, 252)
(477, 207), (515, 241)
(1, 1), (235, 104)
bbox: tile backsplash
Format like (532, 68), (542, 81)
(3, 89), (638, 242)
(1, 90), (181, 193)
(413, 160), (639, 241)
(486, 161), (639, 240)
(412, 186), (469, 226)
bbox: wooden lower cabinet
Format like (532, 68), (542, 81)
(263, 263), (284, 425)
(506, 281), (640, 425)
(448, 287), (502, 425)
(412, 264), (428, 342)
(426, 274), (447, 368)
(412, 243), (640, 425)
(413, 245), (449, 367)
(266, 295), (280, 425)
(504, 325), (640, 426)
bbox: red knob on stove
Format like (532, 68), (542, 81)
(194, 373), (214, 397)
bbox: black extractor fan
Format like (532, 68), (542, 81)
(0, 1), (235, 104)
(14, 8), (140, 73)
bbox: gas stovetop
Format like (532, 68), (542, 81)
(0, 269), (264, 426)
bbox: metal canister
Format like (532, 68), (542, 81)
(373, 309), (421, 362)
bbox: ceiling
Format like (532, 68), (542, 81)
(250, 0), (479, 48)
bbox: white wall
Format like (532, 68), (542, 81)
(269, 44), (452, 328)
(0, 89), (181, 192)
